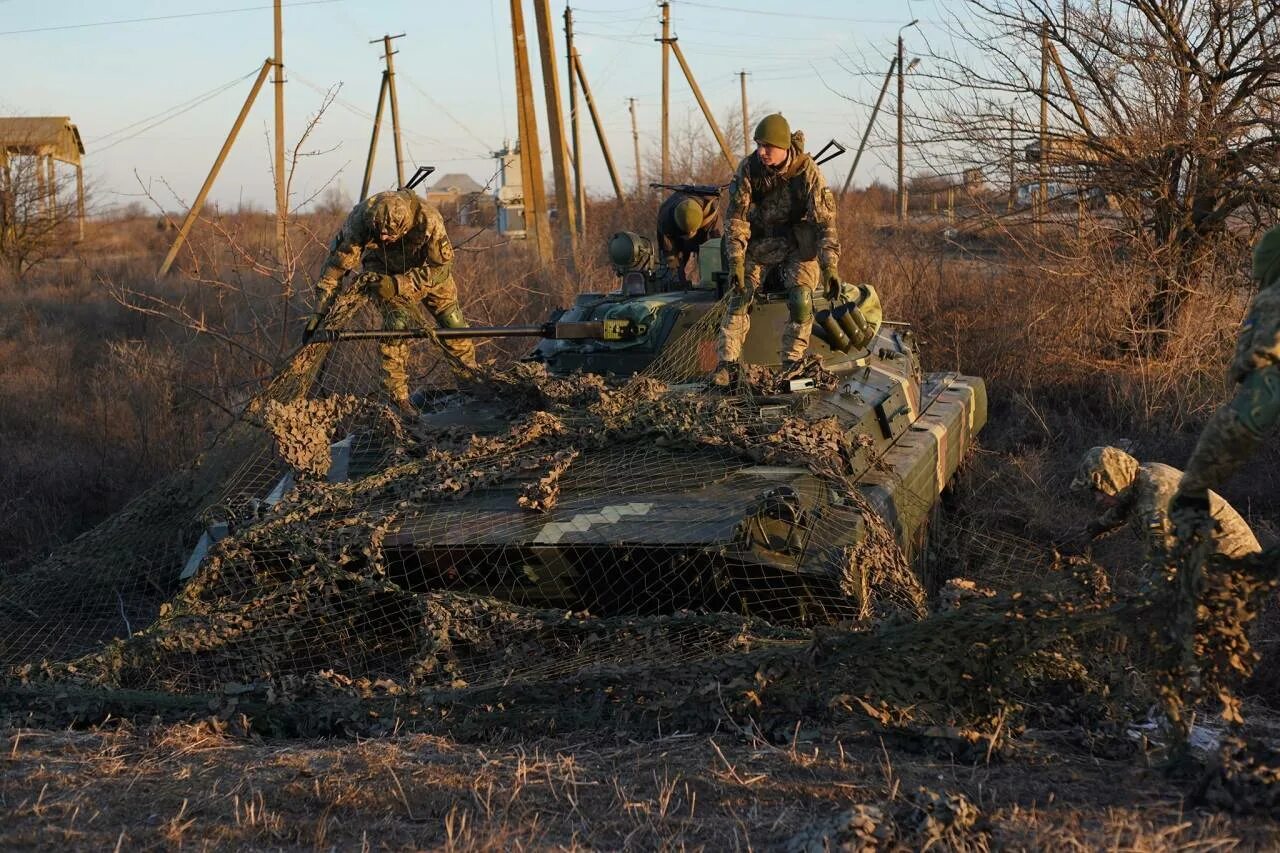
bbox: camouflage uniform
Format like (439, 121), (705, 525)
(656, 191), (721, 284)
(1072, 446), (1260, 563)
(717, 129), (840, 364)
(317, 190), (477, 402)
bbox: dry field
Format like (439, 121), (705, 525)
(2, 196), (1280, 849)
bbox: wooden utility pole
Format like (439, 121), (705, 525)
(532, 0), (577, 251)
(896, 33), (906, 222)
(739, 70), (749, 156)
(669, 40), (736, 171)
(159, 59), (273, 276)
(510, 0), (552, 263)
(573, 51), (624, 200)
(273, 0), (286, 263)
(629, 97), (642, 196)
(565, 6), (586, 235)
(659, 1), (670, 184)
(1009, 107), (1016, 211)
(360, 71), (390, 201)
(376, 33), (407, 188)
(1038, 21), (1049, 231)
(842, 53), (896, 195)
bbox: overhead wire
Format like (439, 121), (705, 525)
(0, 0), (344, 37)
(90, 67), (265, 153)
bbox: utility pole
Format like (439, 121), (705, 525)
(573, 50), (624, 200)
(360, 71), (390, 201)
(1009, 107), (1016, 211)
(533, 0), (577, 252)
(668, 38), (736, 171)
(510, 0), (552, 263)
(659, 1), (670, 184)
(629, 97), (642, 196)
(842, 53), (896, 195)
(896, 33), (906, 223)
(273, 0), (286, 264)
(160, 59), (274, 276)
(1039, 20), (1049, 232)
(375, 33), (407, 189)
(565, 6), (586, 235)
(739, 70), (749, 156)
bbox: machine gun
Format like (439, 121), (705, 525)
(308, 316), (651, 345)
(648, 182), (724, 198)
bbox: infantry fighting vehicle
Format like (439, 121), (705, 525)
(186, 215), (986, 624)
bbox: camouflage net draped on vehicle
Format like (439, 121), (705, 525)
(3, 292), (1280, 789)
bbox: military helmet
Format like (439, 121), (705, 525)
(1252, 224), (1280, 287)
(753, 113), (791, 150)
(1070, 446), (1139, 497)
(672, 198), (704, 236)
(367, 191), (414, 242)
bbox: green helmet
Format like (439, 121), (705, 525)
(1070, 446), (1138, 497)
(367, 191), (414, 241)
(753, 113), (791, 150)
(1252, 224), (1280, 287)
(672, 198), (704, 236)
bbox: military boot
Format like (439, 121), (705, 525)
(710, 360), (739, 388)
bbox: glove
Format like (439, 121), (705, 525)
(729, 260), (746, 294)
(302, 313), (323, 344)
(822, 266), (841, 302)
(360, 271), (398, 300)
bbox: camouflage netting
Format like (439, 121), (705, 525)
(3, 289), (1280, 794)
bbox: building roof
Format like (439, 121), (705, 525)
(0, 117), (84, 163)
(429, 172), (484, 194)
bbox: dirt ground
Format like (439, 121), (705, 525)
(2, 711), (1278, 851)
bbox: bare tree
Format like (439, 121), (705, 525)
(0, 149), (83, 282)
(911, 0), (1280, 350)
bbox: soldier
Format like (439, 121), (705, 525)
(712, 113), (841, 384)
(1071, 446), (1259, 562)
(313, 190), (478, 410)
(1170, 224), (1280, 530)
(655, 190), (721, 285)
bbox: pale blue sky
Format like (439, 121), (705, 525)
(2, 0), (957, 212)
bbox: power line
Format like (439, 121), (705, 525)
(89, 67), (262, 146)
(674, 1), (931, 25)
(0, 0), (343, 37)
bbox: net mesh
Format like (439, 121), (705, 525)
(3, 287), (1276, 760)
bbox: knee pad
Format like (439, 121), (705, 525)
(788, 286), (814, 324)
(436, 304), (468, 329)
(1230, 366), (1280, 436)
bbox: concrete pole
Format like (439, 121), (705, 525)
(629, 97), (642, 196)
(565, 6), (586, 236)
(1039, 21), (1049, 232)
(380, 34), (407, 188)
(573, 50), (624, 200)
(510, 0), (553, 263)
(360, 72), (389, 201)
(533, 0), (577, 251)
(896, 35), (906, 223)
(160, 59), (273, 276)
(273, 0), (286, 264)
(842, 54), (897, 195)
(670, 40), (736, 171)
(739, 70), (749, 156)
(1009, 107), (1016, 211)
(660, 1), (670, 184)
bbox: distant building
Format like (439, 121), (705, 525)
(424, 172), (493, 227)
(0, 116), (86, 239)
(492, 142), (527, 239)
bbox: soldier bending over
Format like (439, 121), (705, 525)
(313, 190), (478, 410)
(656, 189), (721, 285)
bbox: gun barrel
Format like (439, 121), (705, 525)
(313, 325), (550, 343)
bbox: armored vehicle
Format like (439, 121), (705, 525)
(187, 227), (986, 624)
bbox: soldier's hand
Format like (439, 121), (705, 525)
(302, 313), (323, 344)
(360, 272), (398, 300)
(729, 261), (746, 294)
(822, 266), (842, 302)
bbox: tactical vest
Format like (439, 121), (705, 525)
(744, 145), (819, 260)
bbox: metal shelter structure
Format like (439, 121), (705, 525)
(0, 116), (86, 239)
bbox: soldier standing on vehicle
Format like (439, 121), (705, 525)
(712, 113), (841, 384)
(655, 190), (721, 285)
(1071, 446), (1259, 563)
(310, 190), (478, 410)
(1171, 224), (1280, 531)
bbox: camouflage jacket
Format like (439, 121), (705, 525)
(656, 192), (722, 276)
(318, 191), (454, 296)
(1092, 461), (1260, 560)
(724, 131), (839, 270)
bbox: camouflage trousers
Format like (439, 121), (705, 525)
(1180, 363), (1280, 497)
(716, 255), (818, 363)
(374, 273), (477, 401)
